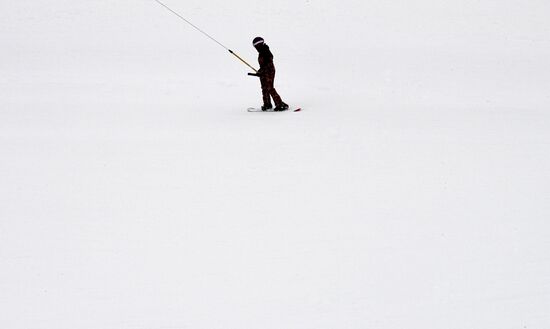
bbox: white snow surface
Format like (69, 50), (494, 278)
(1, 1), (550, 328)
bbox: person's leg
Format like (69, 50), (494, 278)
(266, 72), (283, 107)
(260, 77), (272, 109)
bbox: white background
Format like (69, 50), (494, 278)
(1, 1), (549, 328)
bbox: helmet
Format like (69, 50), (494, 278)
(252, 37), (265, 46)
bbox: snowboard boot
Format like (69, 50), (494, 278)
(261, 104), (273, 111)
(274, 103), (289, 111)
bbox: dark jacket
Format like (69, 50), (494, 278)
(257, 44), (275, 76)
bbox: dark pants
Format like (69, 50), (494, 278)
(260, 71), (282, 107)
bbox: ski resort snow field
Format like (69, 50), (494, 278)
(1, 1), (549, 328)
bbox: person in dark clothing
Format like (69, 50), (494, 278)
(251, 37), (288, 111)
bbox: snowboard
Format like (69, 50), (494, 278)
(247, 107), (302, 112)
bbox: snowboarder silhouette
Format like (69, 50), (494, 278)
(249, 37), (289, 111)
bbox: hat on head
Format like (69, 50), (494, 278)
(253, 37), (265, 46)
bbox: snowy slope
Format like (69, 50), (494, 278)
(1, 1), (550, 329)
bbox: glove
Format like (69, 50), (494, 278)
(248, 72), (260, 77)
